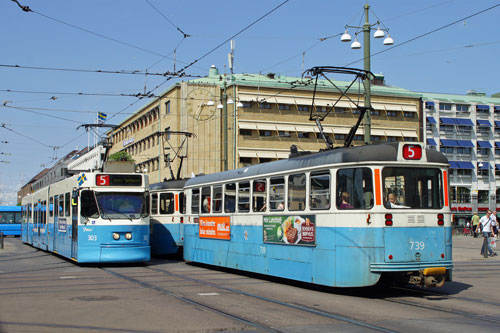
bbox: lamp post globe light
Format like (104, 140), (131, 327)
(340, 3), (394, 145)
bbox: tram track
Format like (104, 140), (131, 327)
(382, 286), (500, 324)
(101, 265), (397, 333)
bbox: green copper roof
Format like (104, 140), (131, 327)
(188, 67), (420, 99)
(420, 91), (500, 105)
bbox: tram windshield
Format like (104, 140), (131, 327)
(382, 167), (444, 209)
(81, 190), (149, 219)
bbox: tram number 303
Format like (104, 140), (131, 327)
(88, 235), (98, 241)
(410, 241), (425, 250)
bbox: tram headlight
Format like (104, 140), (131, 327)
(112, 233), (120, 240)
(125, 233), (132, 240)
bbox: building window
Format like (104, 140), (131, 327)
(297, 105), (310, 112)
(334, 134), (346, 140)
(439, 103), (452, 111)
(241, 102), (252, 108)
(240, 129), (252, 136)
(456, 104), (469, 112)
(387, 136), (397, 142)
(334, 107), (346, 114)
(371, 136), (381, 141)
(371, 110), (380, 116)
(387, 111), (397, 117)
(278, 104), (290, 110)
(315, 106), (328, 113)
(259, 102), (271, 109)
(403, 112), (415, 118)
(353, 135), (363, 141)
(353, 109), (361, 114)
(165, 101), (171, 114)
(278, 131), (291, 137)
(298, 132), (310, 139)
(259, 130), (273, 137)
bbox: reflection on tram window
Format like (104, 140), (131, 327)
(336, 168), (373, 210)
(383, 167), (443, 209)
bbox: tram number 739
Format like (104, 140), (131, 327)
(410, 241), (425, 250)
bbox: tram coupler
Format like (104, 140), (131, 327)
(408, 267), (446, 288)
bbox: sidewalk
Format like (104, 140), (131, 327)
(452, 234), (499, 262)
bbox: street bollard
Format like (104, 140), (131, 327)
(483, 236), (488, 258)
(0, 232), (3, 250)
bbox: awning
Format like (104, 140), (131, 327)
(295, 125), (315, 133)
(496, 142), (500, 149)
(425, 101), (435, 107)
(426, 117), (437, 124)
(427, 138), (437, 146)
(495, 106), (500, 112)
(456, 140), (474, 148)
(238, 122), (257, 130)
(476, 105), (490, 110)
(275, 124), (295, 132)
(440, 139), (458, 147)
(455, 118), (474, 126)
(449, 161), (459, 169)
(495, 121), (500, 128)
(458, 161), (474, 169)
(400, 104), (418, 112)
(257, 124), (277, 131)
(496, 164), (500, 171)
(401, 130), (418, 138)
(477, 120), (492, 127)
(238, 151), (258, 158)
(477, 141), (492, 148)
(478, 162), (490, 170)
(384, 129), (403, 137)
(257, 151), (278, 159)
(440, 117), (455, 125)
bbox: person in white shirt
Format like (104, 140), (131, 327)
(478, 210), (497, 257)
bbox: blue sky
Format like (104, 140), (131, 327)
(1, 0), (499, 204)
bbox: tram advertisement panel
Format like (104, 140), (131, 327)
(263, 215), (315, 246)
(199, 216), (231, 240)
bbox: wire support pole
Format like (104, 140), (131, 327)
(363, 3), (372, 145)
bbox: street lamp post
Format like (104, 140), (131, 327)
(341, 3), (394, 145)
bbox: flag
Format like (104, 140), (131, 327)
(98, 112), (107, 123)
(78, 173), (87, 186)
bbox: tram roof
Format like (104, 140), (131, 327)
(185, 143), (448, 187)
(149, 179), (187, 191)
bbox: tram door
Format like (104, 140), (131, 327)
(53, 196), (59, 252)
(71, 192), (78, 259)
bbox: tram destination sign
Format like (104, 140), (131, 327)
(96, 174), (142, 187)
(263, 215), (316, 246)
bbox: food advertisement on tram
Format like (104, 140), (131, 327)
(199, 216), (231, 240)
(263, 215), (315, 246)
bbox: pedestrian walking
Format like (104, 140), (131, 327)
(477, 210), (497, 257)
(472, 212), (480, 238)
(492, 211), (498, 235)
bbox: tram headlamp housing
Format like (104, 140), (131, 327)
(125, 233), (132, 240)
(112, 233), (120, 240)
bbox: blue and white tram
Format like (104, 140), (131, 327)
(183, 142), (452, 288)
(21, 172), (150, 263)
(149, 179), (186, 255)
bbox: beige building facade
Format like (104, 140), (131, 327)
(108, 66), (422, 185)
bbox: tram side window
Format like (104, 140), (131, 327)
(288, 173), (306, 211)
(270, 177), (285, 211)
(191, 189), (200, 214)
(224, 183), (236, 213)
(58, 194), (64, 217)
(382, 167), (443, 209)
(238, 182), (250, 213)
(80, 190), (99, 218)
(159, 193), (175, 215)
(151, 193), (158, 215)
(54, 196), (59, 219)
(179, 193), (186, 214)
(253, 179), (267, 212)
(49, 197), (54, 217)
(201, 187), (211, 213)
(41, 200), (47, 225)
(310, 171), (331, 210)
(336, 168), (373, 210)
(34, 203), (38, 224)
(212, 186), (222, 213)
(65, 192), (71, 216)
